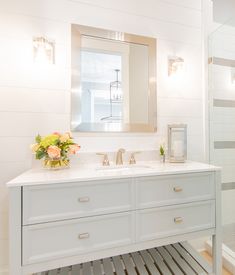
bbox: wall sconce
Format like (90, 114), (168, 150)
(231, 69), (235, 85)
(33, 37), (55, 64)
(168, 56), (184, 76)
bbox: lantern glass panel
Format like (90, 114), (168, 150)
(168, 124), (187, 162)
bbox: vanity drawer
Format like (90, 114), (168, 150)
(136, 201), (215, 242)
(137, 173), (214, 208)
(23, 212), (134, 264)
(23, 179), (134, 225)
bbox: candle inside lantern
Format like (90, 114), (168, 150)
(173, 140), (183, 158)
(168, 124), (187, 163)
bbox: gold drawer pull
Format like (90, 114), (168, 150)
(174, 217), (183, 224)
(173, 187), (183, 192)
(78, 197), (90, 203)
(78, 233), (90, 239)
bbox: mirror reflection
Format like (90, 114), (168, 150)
(71, 25), (156, 132)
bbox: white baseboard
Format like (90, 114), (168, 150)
(197, 247), (207, 253)
(189, 236), (210, 251)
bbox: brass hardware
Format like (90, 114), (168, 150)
(116, 148), (126, 165)
(173, 187), (183, 192)
(174, 217), (183, 224)
(78, 233), (90, 239)
(96, 153), (110, 166)
(129, 151), (141, 165)
(78, 197), (90, 203)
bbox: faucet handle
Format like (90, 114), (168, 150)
(129, 151), (141, 165)
(118, 148), (126, 153)
(96, 153), (110, 166)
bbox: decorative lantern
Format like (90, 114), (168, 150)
(168, 124), (187, 163)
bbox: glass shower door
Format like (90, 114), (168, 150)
(209, 17), (235, 273)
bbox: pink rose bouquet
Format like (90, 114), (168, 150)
(31, 132), (80, 169)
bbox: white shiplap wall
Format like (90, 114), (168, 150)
(0, 0), (205, 273)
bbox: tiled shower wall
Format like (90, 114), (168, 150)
(0, 0), (206, 273)
(209, 23), (235, 226)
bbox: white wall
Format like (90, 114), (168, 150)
(0, 0), (205, 273)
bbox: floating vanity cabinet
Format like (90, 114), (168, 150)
(7, 162), (222, 275)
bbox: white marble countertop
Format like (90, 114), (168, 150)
(6, 161), (220, 188)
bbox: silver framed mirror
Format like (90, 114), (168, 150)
(71, 24), (157, 132)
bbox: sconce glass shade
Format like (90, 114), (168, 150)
(168, 124), (187, 163)
(168, 56), (184, 76)
(33, 37), (55, 64)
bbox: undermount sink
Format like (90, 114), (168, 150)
(96, 164), (152, 171)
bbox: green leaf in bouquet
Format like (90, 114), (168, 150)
(35, 134), (41, 143)
(36, 149), (46, 160)
(55, 139), (60, 146)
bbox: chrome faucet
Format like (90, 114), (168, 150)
(116, 148), (126, 165)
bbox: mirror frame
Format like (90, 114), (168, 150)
(71, 24), (157, 132)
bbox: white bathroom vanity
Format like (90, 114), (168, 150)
(7, 161), (222, 274)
